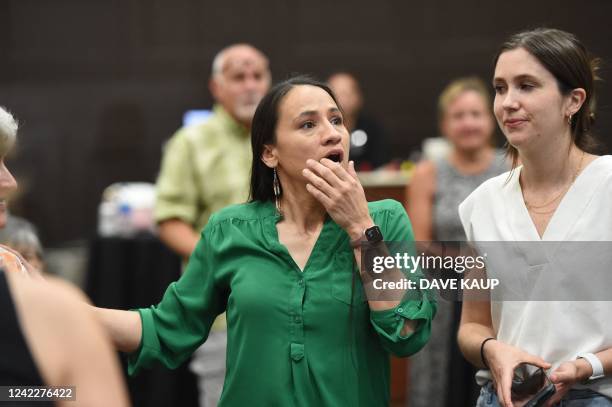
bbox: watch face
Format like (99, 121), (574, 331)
(365, 225), (383, 242)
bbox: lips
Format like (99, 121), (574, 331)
(324, 149), (344, 163)
(504, 118), (527, 128)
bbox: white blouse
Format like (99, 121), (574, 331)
(459, 155), (612, 397)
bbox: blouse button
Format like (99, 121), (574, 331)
(290, 343), (304, 362)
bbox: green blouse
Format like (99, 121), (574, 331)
(129, 199), (435, 406)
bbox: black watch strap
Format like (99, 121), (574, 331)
(350, 225), (383, 248)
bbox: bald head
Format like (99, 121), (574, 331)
(212, 44), (269, 78)
(209, 44), (271, 128)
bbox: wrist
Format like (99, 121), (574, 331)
(480, 337), (496, 369)
(576, 353), (605, 383)
(574, 358), (594, 382)
(347, 219), (375, 241)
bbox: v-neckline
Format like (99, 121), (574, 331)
(511, 156), (605, 241)
(269, 211), (334, 274)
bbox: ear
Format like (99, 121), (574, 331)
(209, 77), (220, 101)
(566, 88), (587, 117)
(261, 144), (278, 169)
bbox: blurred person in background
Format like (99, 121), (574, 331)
(327, 72), (391, 171)
(0, 107), (38, 277)
(0, 105), (130, 407)
(406, 77), (507, 407)
(0, 107), (18, 230)
(0, 214), (45, 272)
(2, 269), (131, 407)
(154, 43), (271, 407)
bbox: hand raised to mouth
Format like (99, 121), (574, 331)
(302, 158), (373, 240)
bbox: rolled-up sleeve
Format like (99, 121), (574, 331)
(369, 200), (437, 357)
(128, 222), (224, 375)
(370, 293), (436, 357)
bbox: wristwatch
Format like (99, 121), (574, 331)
(350, 225), (383, 248)
(577, 352), (605, 383)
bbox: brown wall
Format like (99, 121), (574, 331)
(1, 0), (611, 245)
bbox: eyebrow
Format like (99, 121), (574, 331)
(294, 107), (341, 121)
(493, 74), (539, 84)
(296, 110), (317, 119)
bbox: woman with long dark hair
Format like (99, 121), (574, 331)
(93, 76), (435, 406)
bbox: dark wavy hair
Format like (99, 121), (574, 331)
(494, 28), (602, 167)
(248, 75), (341, 202)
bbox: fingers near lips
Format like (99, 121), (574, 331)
(306, 158), (350, 183)
(302, 167), (334, 196)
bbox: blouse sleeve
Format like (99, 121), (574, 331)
(368, 200), (437, 357)
(128, 219), (225, 375)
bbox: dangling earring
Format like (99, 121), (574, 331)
(273, 167), (282, 216)
(568, 113), (573, 125)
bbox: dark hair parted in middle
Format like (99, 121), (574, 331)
(494, 28), (602, 165)
(249, 76), (341, 202)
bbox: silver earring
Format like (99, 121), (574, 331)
(568, 114), (573, 125)
(273, 168), (282, 216)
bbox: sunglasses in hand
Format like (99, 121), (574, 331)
(511, 363), (556, 407)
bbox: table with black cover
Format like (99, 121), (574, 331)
(86, 234), (199, 407)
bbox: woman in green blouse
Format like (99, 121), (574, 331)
(94, 76), (435, 406)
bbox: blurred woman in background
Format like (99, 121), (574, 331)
(0, 106), (130, 406)
(407, 77), (507, 407)
(0, 107), (36, 276)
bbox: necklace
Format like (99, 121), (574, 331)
(524, 151), (585, 214)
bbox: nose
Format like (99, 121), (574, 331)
(463, 112), (483, 128)
(501, 88), (519, 111)
(321, 121), (343, 146)
(0, 162), (18, 195)
(243, 74), (262, 92)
